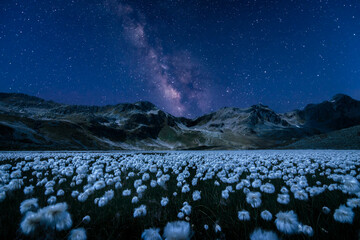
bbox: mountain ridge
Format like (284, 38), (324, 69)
(0, 92), (359, 150)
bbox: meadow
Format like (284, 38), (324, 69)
(0, 150), (360, 240)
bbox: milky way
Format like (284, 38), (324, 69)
(104, 0), (213, 116)
(0, 0), (359, 117)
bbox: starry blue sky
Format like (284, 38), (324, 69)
(1, 0), (359, 117)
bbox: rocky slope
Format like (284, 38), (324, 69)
(0, 92), (359, 150)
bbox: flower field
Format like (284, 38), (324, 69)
(1, 150), (360, 239)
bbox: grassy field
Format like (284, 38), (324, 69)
(0, 150), (360, 239)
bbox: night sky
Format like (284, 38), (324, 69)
(1, 0), (359, 117)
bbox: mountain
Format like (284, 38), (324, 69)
(283, 125), (360, 150)
(0, 92), (359, 150)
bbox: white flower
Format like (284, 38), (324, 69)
(246, 192), (262, 208)
(132, 196), (139, 204)
(215, 224), (222, 232)
(122, 189), (131, 196)
(280, 186), (288, 193)
(82, 215), (91, 224)
(163, 221), (191, 240)
(77, 193), (88, 202)
(192, 190), (201, 201)
(181, 204), (192, 215)
(57, 189), (65, 196)
(260, 183), (275, 194)
(134, 179), (143, 188)
(161, 197), (169, 207)
(68, 228), (87, 240)
(71, 191), (79, 198)
(93, 180), (106, 190)
(133, 205), (147, 218)
(115, 182), (122, 189)
(342, 175), (360, 193)
(275, 210), (299, 235)
(294, 190), (308, 201)
(24, 185), (34, 195)
(181, 184), (190, 193)
(141, 228), (162, 240)
(98, 197), (108, 207)
(277, 193), (290, 205)
(300, 225), (314, 237)
(47, 196), (57, 205)
(142, 173), (150, 181)
(20, 211), (42, 235)
(333, 205), (354, 223)
(20, 198), (39, 214)
(346, 198), (360, 208)
(41, 202), (72, 231)
(250, 228), (279, 240)
(238, 210), (250, 221)
(150, 180), (157, 188)
(105, 190), (114, 200)
(221, 190), (229, 199)
(260, 210), (272, 221)
(252, 179), (262, 188)
(322, 206), (331, 214)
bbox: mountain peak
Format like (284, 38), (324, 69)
(133, 101), (158, 111)
(331, 94), (353, 103)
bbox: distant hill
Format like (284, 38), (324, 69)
(0, 92), (359, 150)
(282, 125), (360, 149)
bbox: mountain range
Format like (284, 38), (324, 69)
(0, 92), (359, 150)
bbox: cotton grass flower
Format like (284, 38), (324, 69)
(161, 197), (169, 207)
(177, 212), (185, 219)
(133, 205), (147, 218)
(333, 205), (354, 223)
(275, 210), (299, 235)
(122, 189), (131, 196)
(346, 198), (360, 208)
(82, 215), (90, 224)
(238, 210), (250, 221)
(41, 202), (72, 231)
(246, 192), (262, 208)
(68, 228), (87, 240)
(181, 203), (192, 215)
(221, 190), (229, 199)
(132, 196), (139, 204)
(260, 210), (272, 221)
(260, 183), (275, 194)
(192, 190), (201, 201)
(163, 221), (191, 240)
(20, 211), (42, 235)
(181, 184), (190, 193)
(294, 190), (308, 201)
(57, 189), (65, 196)
(342, 175), (360, 193)
(322, 206), (331, 214)
(250, 228), (279, 240)
(24, 185), (34, 195)
(300, 225), (314, 237)
(141, 228), (162, 240)
(215, 224), (221, 233)
(47, 196), (57, 205)
(277, 193), (290, 205)
(20, 198), (39, 214)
